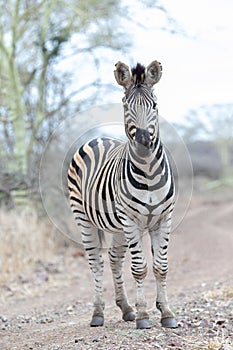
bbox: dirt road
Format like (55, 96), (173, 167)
(0, 194), (233, 349)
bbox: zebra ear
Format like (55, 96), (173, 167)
(145, 60), (162, 86)
(114, 61), (132, 89)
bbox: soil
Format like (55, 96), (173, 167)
(0, 193), (233, 350)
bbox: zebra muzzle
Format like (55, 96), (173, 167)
(135, 128), (152, 149)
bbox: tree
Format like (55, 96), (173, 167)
(0, 0), (182, 206)
(0, 0), (129, 203)
(179, 103), (233, 183)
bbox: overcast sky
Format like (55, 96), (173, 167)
(66, 1), (233, 123)
(102, 0), (233, 122)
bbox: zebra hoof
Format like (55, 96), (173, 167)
(161, 317), (178, 328)
(123, 311), (135, 322)
(90, 316), (104, 327)
(136, 318), (151, 329)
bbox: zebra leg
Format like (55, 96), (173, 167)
(124, 225), (151, 329)
(108, 234), (135, 322)
(88, 248), (105, 327)
(149, 216), (177, 328)
(77, 215), (105, 327)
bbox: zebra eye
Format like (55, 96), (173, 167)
(152, 101), (157, 110)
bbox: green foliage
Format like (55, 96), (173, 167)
(0, 0), (127, 180)
(0, 0), (180, 206)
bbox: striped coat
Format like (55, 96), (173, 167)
(68, 60), (177, 329)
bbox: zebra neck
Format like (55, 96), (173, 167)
(127, 138), (164, 175)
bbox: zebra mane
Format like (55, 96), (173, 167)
(131, 63), (145, 85)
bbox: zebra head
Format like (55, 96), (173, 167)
(114, 60), (162, 157)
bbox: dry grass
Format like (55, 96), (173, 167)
(0, 208), (57, 285)
(204, 286), (233, 299)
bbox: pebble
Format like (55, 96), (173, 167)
(92, 338), (99, 343)
(74, 338), (84, 343)
(215, 318), (226, 325)
(198, 319), (212, 328)
(66, 305), (74, 312)
(0, 315), (8, 323)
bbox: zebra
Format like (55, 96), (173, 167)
(68, 60), (177, 329)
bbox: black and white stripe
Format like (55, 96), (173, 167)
(68, 60), (177, 329)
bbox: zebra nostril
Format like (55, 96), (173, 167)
(135, 128), (151, 148)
